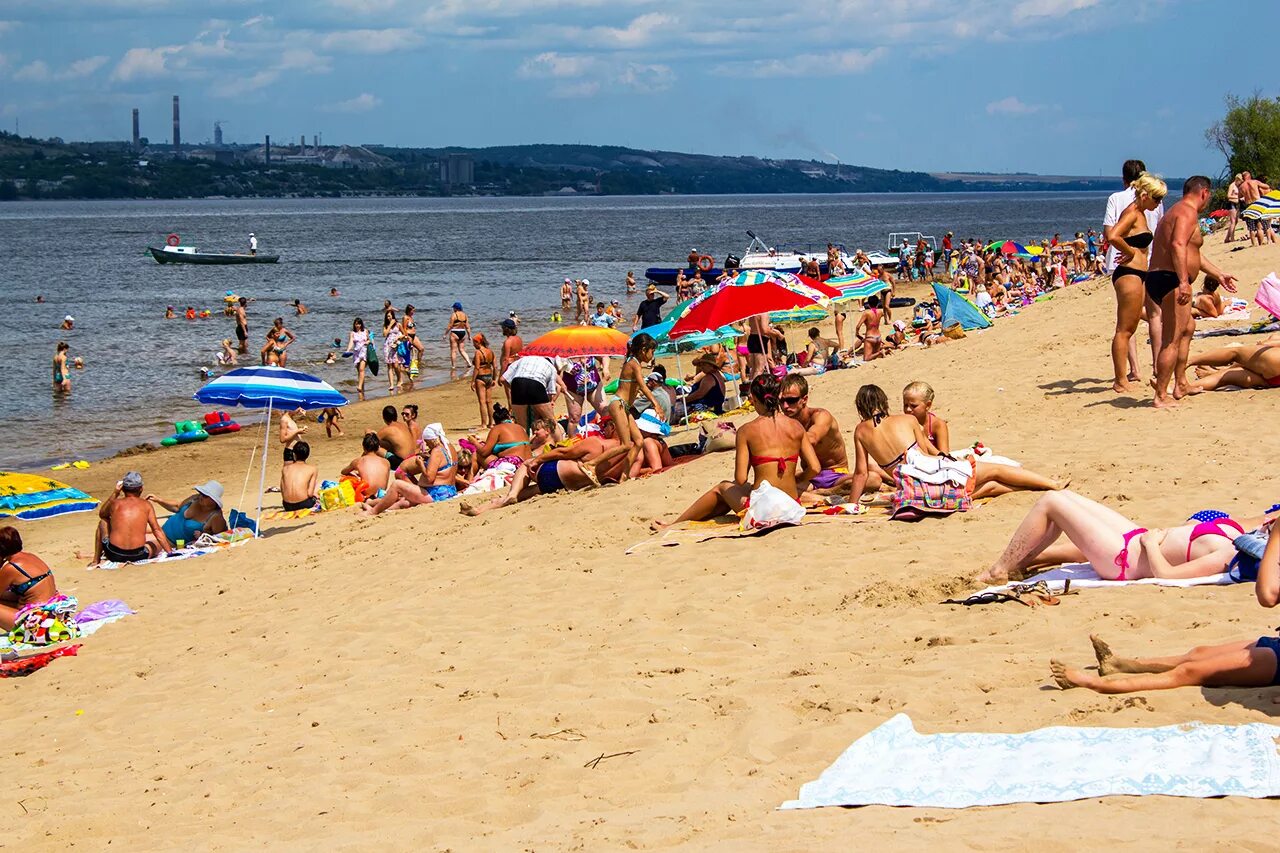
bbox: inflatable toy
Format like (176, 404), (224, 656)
(161, 420), (210, 447)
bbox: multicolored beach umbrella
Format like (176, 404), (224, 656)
(670, 270), (834, 338)
(194, 365), (347, 410)
(521, 325), (631, 359)
(1242, 191), (1280, 220)
(986, 240), (1031, 256)
(826, 270), (891, 304)
(0, 472), (98, 521)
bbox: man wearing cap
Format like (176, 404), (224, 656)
(633, 284), (671, 331)
(498, 318), (523, 407)
(60, 315), (74, 331)
(93, 472), (172, 565)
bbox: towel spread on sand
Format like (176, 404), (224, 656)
(1, 599), (134, 656)
(781, 714), (1280, 809)
(91, 528), (253, 570)
(978, 562), (1236, 596)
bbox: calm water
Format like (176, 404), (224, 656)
(0, 192), (1110, 468)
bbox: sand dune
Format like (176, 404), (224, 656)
(6, 238), (1280, 849)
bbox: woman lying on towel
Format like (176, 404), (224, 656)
(1051, 522), (1280, 695)
(649, 373), (820, 532)
(848, 384), (1061, 520)
(1188, 340), (1280, 392)
(976, 491), (1276, 585)
(459, 441), (631, 516)
(0, 526), (60, 630)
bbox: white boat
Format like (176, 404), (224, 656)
(737, 231), (856, 274)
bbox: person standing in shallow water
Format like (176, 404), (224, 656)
(52, 342), (71, 392)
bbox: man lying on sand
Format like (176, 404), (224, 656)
(460, 443), (630, 516)
(1050, 521), (1280, 696)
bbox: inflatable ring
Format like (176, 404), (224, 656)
(166, 233), (181, 247)
(697, 255), (714, 272)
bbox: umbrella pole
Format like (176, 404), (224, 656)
(255, 398), (272, 538)
(237, 421), (258, 524)
(675, 350), (687, 425)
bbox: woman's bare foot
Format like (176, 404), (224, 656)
(1113, 380), (1132, 394)
(1090, 635), (1122, 675)
(459, 501), (480, 517)
(975, 566), (1007, 586)
(1172, 383), (1203, 400)
(1050, 659), (1099, 690)
(650, 518), (673, 533)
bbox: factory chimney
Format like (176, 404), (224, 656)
(171, 95), (181, 153)
(214, 121), (223, 147)
(265, 134), (271, 165)
(131, 108), (140, 150)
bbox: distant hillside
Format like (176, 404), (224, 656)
(0, 133), (1114, 200)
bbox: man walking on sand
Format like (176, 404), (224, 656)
(1146, 176), (1237, 408)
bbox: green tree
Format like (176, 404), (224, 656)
(1206, 93), (1280, 182)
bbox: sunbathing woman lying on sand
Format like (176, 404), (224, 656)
(1051, 523), (1280, 696)
(460, 442), (630, 516)
(847, 384), (1062, 516)
(650, 373), (820, 532)
(1188, 340), (1280, 392)
(977, 491), (1277, 585)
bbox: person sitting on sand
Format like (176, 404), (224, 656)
(1, 526), (61, 630)
(460, 442), (630, 517)
(976, 490), (1273, 585)
(672, 354), (727, 422)
(1192, 278), (1224, 319)
(280, 441), (319, 512)
(370, 405), (416, 470)
(342, 433), (393, 497)
(779, 375), (861, 498)
(902, 380), (950, 453)
(1049, 520), (1280, 695)
(650, 373), (820, 531)
(153, 481), (228, 546)
(92, 471), (172, 564)
(361, 424), (459, 516)
(1187, 340), (1280, 392)
(847, 384), (1061, 518)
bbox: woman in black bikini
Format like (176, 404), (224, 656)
(0, 526), (59, 630)
(1108, 173), (1167, 393)
(471, 333), (496, 429)
(446, 302), (472, 370)
(650, 373), (820, 531)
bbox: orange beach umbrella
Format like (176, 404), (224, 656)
(520, 325), (631, 359)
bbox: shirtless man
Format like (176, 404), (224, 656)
(745, 313), (776, 378)
(778, 375), (853, 498)
(498, 318), (523, 407)
(234, 297), (249, 354)
(1241, 172), (1275, 247)
(341, 433), (393, 495)
(576, 279), (590, 324)
(279, 441), (319, 512)
(370, 404), (416, 470)
(1146, 176), (1238, 407)
(560, 278), (572, 314)
(93, 471), (171, 564)
(279, 407), (306, 463)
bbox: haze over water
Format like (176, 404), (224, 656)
(0, 191), (1109, 469)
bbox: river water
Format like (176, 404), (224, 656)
(0, 191), (1111, 468)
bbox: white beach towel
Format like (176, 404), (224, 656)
(977, 562), (1235, 596)
(781, 714), (1280, 809)
(896, 445), (971, 487)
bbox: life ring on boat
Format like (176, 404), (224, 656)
(166, 233), (181, 247)
(696, 255), (714, 272)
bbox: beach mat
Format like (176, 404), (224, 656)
(90, 529), (253, 570)
(0, 471), (98, 521)
(781, 714), (1280, 809)
(626, 511), (874, 555)
(978, 563), (1236, 596)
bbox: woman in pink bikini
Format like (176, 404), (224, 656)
(977, 491), (1274, 585)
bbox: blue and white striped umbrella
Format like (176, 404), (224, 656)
(194, 365), (347, 410)
(1242, 191), (1280, 221)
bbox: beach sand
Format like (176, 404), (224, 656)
(6, 238), (1280, 849)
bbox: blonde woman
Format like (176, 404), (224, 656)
(1108, 172), (1167, 393)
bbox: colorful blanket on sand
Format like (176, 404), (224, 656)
(782, 714), (1280, 809)
(977, 562), (1236, 596)
(91, 528), (253, 570)
(0, 644), (80, 678)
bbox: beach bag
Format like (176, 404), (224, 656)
(739, 481), (805, 532)
(700, 421), (737, 453)
(1254, 272), (1280, 320)
(942, 322), (966, 340)
(365, 340), (380, 376)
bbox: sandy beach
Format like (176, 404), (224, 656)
(6, 236), (1280, 849)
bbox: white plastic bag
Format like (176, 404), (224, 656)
(740, 480), (805, 532)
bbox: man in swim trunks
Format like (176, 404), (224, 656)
(93, 471), (171, 565)
(371, 404), (416, 470)
(234, 297), (249, 353)
(779, 375), (853, 499)
(279, 441), (318, 512)
(1240, 172), (1274, 247)
(341, 433), (393, 496)
(1147, 176), (1238, 408)
(498, 318), (523, 407)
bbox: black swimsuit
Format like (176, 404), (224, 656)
(1112, 232), (1153, 283)
(4, 558), (52, 597)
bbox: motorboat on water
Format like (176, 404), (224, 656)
(643, 231), (854, 286)
(148, 243), (279, 265)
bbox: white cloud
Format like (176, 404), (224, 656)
(617, 62), (674, 92)
(242, 14), (271, 28)
(518, 51), (596, 79)
(210, 69), (279, 98)
(1012, 0), (1101, 21)
(551, 80), (600, 99)
(986, 95), (1043, 115)
(111, 45), (180, 81)
(59, 55), (109, 79)
(328, 0), (402, 12)
(541, 12), (674, 49)
(320, 28), (422, 54)
(717, 47), (886, 78)
(323, 92), (383, 112)
(0, 21), (17, 35)
(13, 60), (50, 81)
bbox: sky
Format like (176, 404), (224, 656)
(1, 0), (1276, 176)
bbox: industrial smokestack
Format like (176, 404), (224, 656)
(172, 95), (180, 153)
(265, 134), (270, 165)
(131, 108), (140, 150)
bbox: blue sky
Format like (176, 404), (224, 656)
(1, 0), (1275, 176)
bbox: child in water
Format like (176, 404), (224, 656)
(902, 380), (950, 453)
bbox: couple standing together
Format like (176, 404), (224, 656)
(1105, 159), (1236, 406)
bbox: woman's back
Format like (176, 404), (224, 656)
(740, 413), (806, 493)
(486, 423), (530, 459)
(857, 413), (925, 466)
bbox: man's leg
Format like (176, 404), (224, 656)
(1052, 645), (1276, 693)
(1171, 299), (1198, 399)
(1152, 291), (1179, 407)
